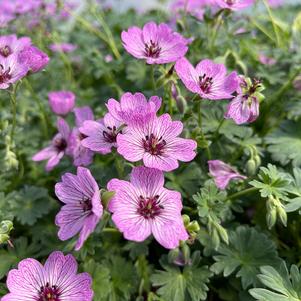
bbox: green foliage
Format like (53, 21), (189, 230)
(193, 180), (230, 249)
(249, 262), (301, 301)
(151, 253), (212, 301)
(211, 226), (282, 289)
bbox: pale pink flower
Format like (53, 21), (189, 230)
(121, 21), (188, 64)
(0, 54), (28, 89)
(208, 160), (247, 189)
(55, 167), (103, 250)
(117, 113), (197, 172)
(108, 166), (188, 249)
(106, 92), (161, 125)
(68, 106), (95, 166)
(49, 42), (77, 53)
(79, 113), (122, 154)
(214, 0), (254, 11)
(258, 54), (276, 66)
(0, 35), (31, 57)
(175, 57), (238, 100)
(268, 0), (283, 7)
(48, 91), (75, 116)
(2, 251), (93, 301)
(32, 118), (70, 171)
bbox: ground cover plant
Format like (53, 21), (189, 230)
(0, 0), (301, 300)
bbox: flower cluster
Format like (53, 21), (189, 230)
(0, 34), (49, 89)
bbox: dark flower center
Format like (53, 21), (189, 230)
(199, 74), (213, 94)
(0, 64), (12, 84)
(137, 195), (163, 219)
(38, 283), (60, 301)
(103, 126), (118, 144)
(78, 132), (88, 140)
(225, 0), (236, 4)
(80, 196), (92, 212)
(0, 45), (12, 57)
(53, 137), (67, 151)
(142, 133), (166, 156)
(144, 40), (161, 58)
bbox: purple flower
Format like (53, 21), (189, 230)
(117, 113), (197, 172)
(268, 0), (283, 7)
(0, 35), (31, 57)
(175, 57), (239, 100)
(55, 167), (103, 250)
(9, 0), (42, 14)
(121, 21), (188, 64)
(214, 0), (254, 11)
(208, 160), (247, 189)
(108, 166), (188, 249)
(68, 106), (95, 166)
(0, 54), (28, 89)
(79, 113), (122, 154)
(2, 251), (93, 301)
(49, 43), (78, 53)
(32, 118), (70, 171)
(225, 95), (259, 124)
(0, 12), (15, 28)
(106, 92), (161, 125)
(258, 54), (276, 66)
(104, 54), (113, 62)
(18, 46), (49, 73)
(48, 91), (76, 116)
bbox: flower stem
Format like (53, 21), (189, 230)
(9, 90), (17, 140)
(227, 187), (259, 200)
(150, 65), (157, 93)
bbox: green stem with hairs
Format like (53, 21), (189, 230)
(227, 187), (259, 200)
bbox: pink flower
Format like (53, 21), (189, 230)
(79, 113), (122, 154)
(68, 106), (95, 166)
(2, 251), (93, 301)
(214, 0), (254, 11)
(117, 113), (197, 172)
(55, 167), (103, 250)
(0, 35), (31, 57)
(0, 12), (15, 28)
(32, 118), (70, 171)
(0, 54), (28, 89)
(121, 21), (188, 64)
(108, 166), (188, 249)
(225, 95), (259, 124)
(258, 54), (276, 66)
(208, 160), (247, 189)
(18, 45), (49, 73)
(104, 54), (113, 62)
(268, 0), (283, 7)
(48, 91), (76, 116)
(106, 92), (161, 125)
(175, 57), (238, 100)
(49, 42), (77, 53)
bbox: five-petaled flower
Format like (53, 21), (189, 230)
(117, 113), (197, 172)
(215, 0), (254, 11)
(2, 251), (93, 301)
(32, 118), (70, 171)
(175, 57), (239, 100)
(55, 167), (103, 250)
(121, 21), (188, 64)
(107, 166), (188, 249)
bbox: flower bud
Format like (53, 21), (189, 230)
(182, 214), (190, 226)
(246, 159), (257, 176)
(48, 91), (75, 116)
(0, 220), (13, 244)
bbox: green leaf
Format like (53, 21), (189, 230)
(266, 120), (301, 167)
(151, 256), (212, 301)
(249, 262), (301, 301)
(211, 226), (282, 289)
(7, 185), (53, 225)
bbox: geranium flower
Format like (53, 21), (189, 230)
(2, 251), (93, 301)
(258, 54), (276, 66)
(121, 21), (188, 64)
(0, 34), (31, 57)
(208, 160), (246, 189)
(55, 167), (103, 250)
(48, 90), (75, 116)
(106, 92), (161, 125)
(68, 106), (95, 166)
(117, 113), (197, 172)
(32, 118), (70, 171)
(214, 0), (254, 11)
(18, 45), (49, 73)
(49, 42), (77, 53)
(0, 53), (28, 89)
(79, 113), (122, 154)
(107, 166), (188, 249)
(175, 57), (238, 100)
